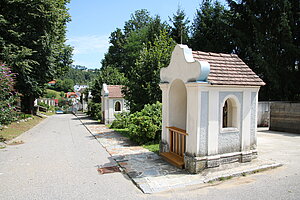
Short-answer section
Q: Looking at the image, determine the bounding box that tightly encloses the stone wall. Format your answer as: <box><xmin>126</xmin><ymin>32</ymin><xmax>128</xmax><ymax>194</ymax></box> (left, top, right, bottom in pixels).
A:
<box><xmin>270</xmin><ymin>102</ymin><xmax>300</xmax><ymax>134</ymax></box>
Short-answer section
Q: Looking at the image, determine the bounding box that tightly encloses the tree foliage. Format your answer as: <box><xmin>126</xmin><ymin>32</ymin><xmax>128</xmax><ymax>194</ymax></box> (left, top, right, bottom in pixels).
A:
<box><xmin>60</xmin><ymin>65</ymin><xmax>98</xmax><ymax>85</ymax></box>
<box><xmin>91</xmin><ymin>10</ymin><xmax>172</xmax><ymax>109</ymax></box>
<box><xmin>190</xmin><ymin>0</ymin><xmax>234</xmax><ymax>53</ymax></box>
<box><xmin>227</xmin><ymin>0</ymin><xmax>300</xmax><ymax>100</ymax></box>
<box><xmin>0</xmin><ymin>0</ymin><xmax>72</xmax><ymax>113</ymax></box>
<box><xmin>123</xmin><ymin>31</ymin><xmax>175</xmax><ymax>112</ymax></box>
<box><xmin>169</xmin><ymin>7</ymin><xmax>190</xmax><ymax>44</ymax></box>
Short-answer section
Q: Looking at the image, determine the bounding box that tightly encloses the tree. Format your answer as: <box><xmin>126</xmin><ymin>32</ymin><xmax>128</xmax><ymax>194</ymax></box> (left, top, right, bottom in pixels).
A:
<box><xmin>94</xmin><ymin>9</ymin><xmax>172</xmax><ymax>110</ymax></box>
<box><xmin>60</xmin><ymin>65</ymin><xmax>97</xmax><ymax>85</ymax></box>
<box><xmin>101</xmin><ymin>28</ymin><xmax>126</xmax><ymax>73</ymax></box>
<box><xmin>123</xmin><ymin>31</ymin><xmax>175</xmax><ymax>112</ymax></box>
<box><xmin>124</xmin><ymin>9</ymin><xmax>152</xmax><ymax>36</ymax></box>
<box><xmin>228</xmin><ymin>0</ymin><xmax>300</xmax><ymax>100</ymax></box>
<box><xmin>190</xmin><ymin>0</ymin><xmax>234</xmax><ymax>53</ymax></box>
<box><xmin>169</xmin><ymin>7</ymin><xmax>190</xmax><ymax>44</ymax></box>
<box><xmin>55</xmin><ymin>79</ymin><xmax>74</xmax><ymax>92</ymax></box>
<box><xmin>0</xmin><ymin>0</ymin><xmax>72</xmax><ymax>113</ymax></box>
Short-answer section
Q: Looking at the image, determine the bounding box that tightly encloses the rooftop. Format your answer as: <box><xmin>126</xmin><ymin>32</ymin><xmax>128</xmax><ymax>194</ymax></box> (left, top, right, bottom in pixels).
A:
<box><xmin>192</xmin><ymin>51</ymin><xmax>265</xmax><ymax>86</ymax></box>
<box><xmin>107</xmin><ymin>85</ymin><xmax>124</xmax><ymax>98</ymax></box>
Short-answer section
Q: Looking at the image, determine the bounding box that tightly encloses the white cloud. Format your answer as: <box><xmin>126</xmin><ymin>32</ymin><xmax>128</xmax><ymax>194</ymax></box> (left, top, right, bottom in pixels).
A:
<box><xmin>67</xmin><ymin>35</ymin><xmax>109</xmax><ymax>55</ymax></box>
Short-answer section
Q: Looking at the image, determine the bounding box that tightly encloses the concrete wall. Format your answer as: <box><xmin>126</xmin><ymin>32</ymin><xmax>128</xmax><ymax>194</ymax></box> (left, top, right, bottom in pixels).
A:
<box><xmin>270</xmin><ymin>102</ymin><xmax>300</xmax><ymax>134</ymax></box>
<box><xmin>257</xmin><ymin>102</ymin><xmax>271</xmax><ymax>127</ymax></box>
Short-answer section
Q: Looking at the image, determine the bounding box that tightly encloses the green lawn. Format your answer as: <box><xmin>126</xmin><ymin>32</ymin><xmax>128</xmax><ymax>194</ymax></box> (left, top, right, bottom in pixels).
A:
<box><xmin>45</xmin><ymin>89</ymin><xmax>62</xmax><ymax>98</ymax></box>
<box><xmin>0</xmin><ymin>116</ymin><xmax>45</xmax><ymax>142</ymax></box>
<box><xmin>142</xmin><ymin>143</ymin><xmax>160</xmax><ymax>154</ymax></box>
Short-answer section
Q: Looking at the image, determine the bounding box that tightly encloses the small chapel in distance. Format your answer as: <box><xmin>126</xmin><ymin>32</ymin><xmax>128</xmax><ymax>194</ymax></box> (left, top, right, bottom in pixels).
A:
<box><xmin>159</xmin><ymin>44</ymin><xmax>265</xmax><ymax>173</ymax></box>
<box><xmin>101</xmin><ymin>84</ymin><xmax>128</xmax><ymax>124</ymax></box>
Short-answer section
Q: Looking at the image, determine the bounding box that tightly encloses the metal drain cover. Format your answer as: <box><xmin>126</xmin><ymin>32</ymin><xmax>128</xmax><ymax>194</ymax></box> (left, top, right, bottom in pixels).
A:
<box><xmin>97</xmin><ymin>166</ymin><xmax>121</xmax><ymax>174</ymax></box>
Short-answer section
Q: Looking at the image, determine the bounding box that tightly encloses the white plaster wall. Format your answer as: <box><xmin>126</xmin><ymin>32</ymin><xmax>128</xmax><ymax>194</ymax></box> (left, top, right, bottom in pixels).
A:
<box><xmin>197</xmin><ymin>85</ymin><xmax>260</xmax><ymax>156</ymax></box>
<box><xmin>160</xmin><ymin>80</ymin><xmax>260</xmax><ymax>156</ymax></box>
<box><xmin>241</xmin><ymin>91</ymin><xmax>251</xmax><ymax>152</ymax></box>
<box><xmin>207</xmin><ymin>90</ymin><xmax>219</xmax><ymax>155</ymax></box>
<box><xmin>160</xmin><ymin>84</ymin><xmax>169</xmax><ymax>143</ymax></box>
<box><xmin>104</xmin><ymin>98</ymin><xmax>128</xmax><ymax>124</ymax></box>
<box><xmin>186</xmin><ymin>84</ymin><xmax>200</xmax><ymax>155</ymax></box>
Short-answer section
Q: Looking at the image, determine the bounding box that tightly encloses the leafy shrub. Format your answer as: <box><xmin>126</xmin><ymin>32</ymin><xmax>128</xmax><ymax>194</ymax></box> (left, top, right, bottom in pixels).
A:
<box><xmin>0</xmin><ymin>65</ymin><xmax>18</xmax><ymax>125</ymax></box>
<box><xmin>37</xmin><ymin>102</ymin><xmax>49</xmax><ymax>109</ymax></box>
<box><xmin>44</xmin><ymin>90</ymin><xmax>58</xmax><ymax>99</ymax></box>
<box><xmin>87</xmin><ymin>102</ymin><xmax>102</xmax><ymax>121</ymax></box>
<box><xmin>58</xmin><ymin>98</ymin><xmax>71</xmax><ymax>107</ymax></box>
<box><xmin>128</xmin><ymin>102</ymin><xmax>162</xmax><ymax>145</ymax></box>
<box><xmin>110</xmin><ymin>112</ymin><xmax>130</xmax><ymax>129</ymax></box>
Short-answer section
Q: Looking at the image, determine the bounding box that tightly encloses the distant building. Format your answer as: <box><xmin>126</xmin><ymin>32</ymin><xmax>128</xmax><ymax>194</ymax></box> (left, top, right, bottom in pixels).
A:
<box><xmin>74</xmin><ymin>85</ymin><xmax>88</xmax><ymax>92</ymax></box>
<box><xmin>101</xmin><ymin>84</ymin><xmax>129</xmax><ymax>124</ymax></box>
<box><xmin>66</xmin><ymin>92</ymin><xmax>80</xmax><ymax>99</ymax></box>
<box><xmin>48</xmin><ymin>80</ymin><xmax>56</xmax><ymax>86</ymax></box>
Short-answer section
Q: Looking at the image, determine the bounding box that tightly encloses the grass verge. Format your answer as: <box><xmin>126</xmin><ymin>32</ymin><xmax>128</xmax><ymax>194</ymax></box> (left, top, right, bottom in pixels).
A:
<box><xmin>0</xmin><ymin>115</ymin><xmax>45</xmax><ymax>142</ymax></box>
<box><xmin>40</xmin><ymin>111</ymin><xmax>55</xmax><ymax>116</ymax></box>
<box><xmin>142</xmin><ymin>143</ymin><xmax>160</xmax><ymax>154</ymax></box>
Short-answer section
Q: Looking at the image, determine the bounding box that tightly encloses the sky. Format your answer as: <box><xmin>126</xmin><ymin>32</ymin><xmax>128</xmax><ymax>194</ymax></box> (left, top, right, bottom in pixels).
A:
<box><xmin>66</xmin><ymin>0</ymin><xmax>224</xmax><ymax>69</ymax></box>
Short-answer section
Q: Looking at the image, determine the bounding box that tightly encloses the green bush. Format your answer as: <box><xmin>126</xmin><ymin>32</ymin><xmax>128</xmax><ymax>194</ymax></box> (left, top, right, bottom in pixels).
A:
<box><xmin>0</xmin><ymin>65</ymin><xmax>18</xmax><ymax>126</ymax></box>
<box><xmin>128</xmin><ymin>102</ymin><xmax>162</xmax><ymax>145</ymax></box>
<box><xmin>110</xmin><ymin>112</ymin><xmax>130</xmax><ymax>129</ymax></box>
<box><xmin>37</xmin><ymin>102</ymin><xmax>49</xmax><ymax>109</ymax></box>
<box><xmin>87</xmin><ymin>102</ymin><xmax>102</xmax><ymax>121</ymax></box>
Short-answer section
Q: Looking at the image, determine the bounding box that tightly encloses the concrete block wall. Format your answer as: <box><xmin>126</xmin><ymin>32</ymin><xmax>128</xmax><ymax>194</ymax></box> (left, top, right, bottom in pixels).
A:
<box><xmin>270</xmin><ymin>102</ymin><xmax>300</xmax><ymax>134</ymax></box>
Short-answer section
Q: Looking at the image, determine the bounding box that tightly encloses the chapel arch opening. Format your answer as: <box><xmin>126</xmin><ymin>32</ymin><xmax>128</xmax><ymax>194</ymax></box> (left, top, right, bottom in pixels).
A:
<box><xmin>169</xmin><ymin>79</ymin><xmax>187</xmax><ymax>130</ymax></box>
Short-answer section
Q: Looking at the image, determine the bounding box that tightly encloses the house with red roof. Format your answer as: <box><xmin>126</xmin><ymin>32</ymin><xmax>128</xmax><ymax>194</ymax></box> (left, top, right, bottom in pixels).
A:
<box><xmin>47</xmin><ymin>80</ymin><xmax>56</xmax><ymax>86</ymax></box>
<box><xmin>101</xmin><ymin>84</ymin><xmax>128</xmax><ymax>124</ymax></box>
<box><xmin>159</xmin><ymin>44</ymin><xmax>265</xmax><ymax>173</ymax></box>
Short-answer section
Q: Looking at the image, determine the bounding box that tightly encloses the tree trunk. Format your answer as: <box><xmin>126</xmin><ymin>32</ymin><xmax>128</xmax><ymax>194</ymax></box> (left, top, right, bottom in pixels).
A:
<box><xmin>21</xmin><ymin>95</ymin><xmax>35</xmax><ymax>114</ymax></box>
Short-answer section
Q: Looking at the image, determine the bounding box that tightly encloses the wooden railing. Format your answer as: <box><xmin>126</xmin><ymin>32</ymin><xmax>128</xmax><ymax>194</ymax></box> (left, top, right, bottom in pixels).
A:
<box><xmin>167</xmin><ymin>126</ymin><xmax>188</xmax><ymax>157</ymax></box>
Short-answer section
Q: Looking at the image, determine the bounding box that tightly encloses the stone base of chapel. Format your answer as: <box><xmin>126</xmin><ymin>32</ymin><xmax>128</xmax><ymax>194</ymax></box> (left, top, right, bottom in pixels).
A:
<box><xmin>184</xmin><ymin>150</ymin><xmax>258</xmax><ymax>174</ymax></box>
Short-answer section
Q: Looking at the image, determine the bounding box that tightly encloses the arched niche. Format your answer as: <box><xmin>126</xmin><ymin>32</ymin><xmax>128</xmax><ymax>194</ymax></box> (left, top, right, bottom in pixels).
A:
<box><xmin>221</xmin><ymin>95</ymin><xmax>240</xmax><ymax>131</ymax></box>
<box><xmin>114</xmin><ymin>101</ymin><xmax>121</xmax><ymax>112</ymax></box>
<box><xmin>169</xmin><ymin>79</ymin><xmax>187</xmax><ymax>130</ymax></box>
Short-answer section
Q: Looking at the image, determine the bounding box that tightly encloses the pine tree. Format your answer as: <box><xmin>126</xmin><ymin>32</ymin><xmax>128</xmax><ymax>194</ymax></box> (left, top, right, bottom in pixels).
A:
<box><xmin>190</xmin><ymin>0</ymin><xmax>233</xmax><ymax>53</ymax></box>
<box><xmin>169</xmin><ymin>7</ymin><xmax>190</xmax><ymax>44</ymax></box>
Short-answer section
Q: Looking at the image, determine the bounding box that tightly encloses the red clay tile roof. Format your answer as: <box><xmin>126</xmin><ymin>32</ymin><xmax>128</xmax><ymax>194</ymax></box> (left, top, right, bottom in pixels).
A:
<box><xmin>66</xmin><ymin>92</ymin><xmax>78</xmax><ymax>98</ymax></box>
<box><xmin>192</xmin><ymin>51</ymin><xmax>265</xmax><ymax>86</ymax></box>
<box><xmin>107</xmin><ymin>85</ymin><xmax>124</xmax><ymax>98</ymax></box>
<box><xmin>48</xmin><ymin>80</ymin><xmax>56</xmax><ymax>84</ymax></box>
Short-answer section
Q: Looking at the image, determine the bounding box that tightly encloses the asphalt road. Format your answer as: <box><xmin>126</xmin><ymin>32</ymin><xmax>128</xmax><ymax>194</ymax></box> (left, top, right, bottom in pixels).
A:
<box><xmin>1</xmin><ymin>114</ymin><xmax>299</xmax><ymax>200</ymax></box>
<box><xmin>0</xmin><ymin>114</ymin><xmax>142</xmax><ymax>200</ymax></box>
